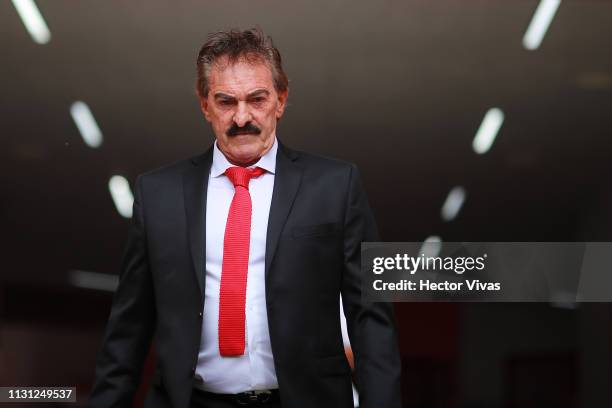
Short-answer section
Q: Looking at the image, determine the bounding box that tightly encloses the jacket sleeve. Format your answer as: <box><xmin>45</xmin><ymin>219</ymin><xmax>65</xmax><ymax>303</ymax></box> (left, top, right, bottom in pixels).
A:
<box><xmin>89</xmin><ymin>174</ymin><xmax>156</xmax><ymax>408</ymax></box>
<box><xmin>340</xmin><ymin>164</ymin><xmax>402</xmax><ymax>408</ymax></box>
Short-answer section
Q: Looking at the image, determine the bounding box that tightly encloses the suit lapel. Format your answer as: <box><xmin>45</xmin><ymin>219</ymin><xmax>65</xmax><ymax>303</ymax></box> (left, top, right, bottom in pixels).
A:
<box><xmin>265</xmin><ymin>141</ymin><xmax>303</xmax><ymax>283</ymax></box>
<box><xmin>183</xmin><ymin>145</ymin><xmax>213</xmax><ymax>303</ymax></box>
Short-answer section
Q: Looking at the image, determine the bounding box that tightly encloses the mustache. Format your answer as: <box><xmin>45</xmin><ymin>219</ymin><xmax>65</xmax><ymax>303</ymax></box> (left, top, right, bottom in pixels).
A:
<box><xmin>226</xmin><ymin>122</ymin><xmax>262</xmax><ymax>136</ymax></box>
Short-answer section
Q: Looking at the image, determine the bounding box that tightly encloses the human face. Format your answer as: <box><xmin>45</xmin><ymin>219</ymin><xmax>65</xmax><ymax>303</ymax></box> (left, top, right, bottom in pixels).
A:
<box><xmin>199</xmin><ymin>57</ymin><xmax>288</xmax><ymax>167</ymax></box>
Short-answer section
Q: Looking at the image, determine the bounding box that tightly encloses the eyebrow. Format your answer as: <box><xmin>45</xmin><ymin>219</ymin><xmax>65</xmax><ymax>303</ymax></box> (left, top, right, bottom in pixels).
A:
<box><xmin>213</xmin><ymin>89</ymin><xmax>270</xmax><ymax>100</ymax></box>
<box><xmin>213</xmin><ymin>93</ymin><xmax>236</xmax><ymax>101</ymax></box>
<box><xmin>247</xmin><ymin>89</ymin><xmax>270</xmax><ymax>98</ymax></box>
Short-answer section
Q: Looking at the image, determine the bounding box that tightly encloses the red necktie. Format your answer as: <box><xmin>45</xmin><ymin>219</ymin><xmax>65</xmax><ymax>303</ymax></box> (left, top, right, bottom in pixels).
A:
<box><xmin>218</xmin><ymin>166</ymin><xmax>266</xmax><ymax>356</ymax></box>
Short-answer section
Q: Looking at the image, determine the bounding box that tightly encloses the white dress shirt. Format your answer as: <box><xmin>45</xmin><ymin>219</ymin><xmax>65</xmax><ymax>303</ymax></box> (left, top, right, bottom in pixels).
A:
<box><xmin>196</xmin><ymin>137</ymin><xmax>279</xmax><ymax>393</ymax></box>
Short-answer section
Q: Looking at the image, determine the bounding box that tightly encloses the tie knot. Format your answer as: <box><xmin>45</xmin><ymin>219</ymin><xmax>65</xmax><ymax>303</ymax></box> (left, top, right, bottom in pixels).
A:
<box><xmin>225</xmin><ymin>166</ymin><xmax>266</xmax><ymax>189</ymax></box>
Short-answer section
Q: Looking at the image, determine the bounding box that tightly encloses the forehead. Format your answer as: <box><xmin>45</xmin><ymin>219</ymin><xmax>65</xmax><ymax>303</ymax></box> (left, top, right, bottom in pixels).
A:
<box><xmin>208</xmin><ymin>57</ymin><xmax>275</xmax><ymax>94</ymax></box>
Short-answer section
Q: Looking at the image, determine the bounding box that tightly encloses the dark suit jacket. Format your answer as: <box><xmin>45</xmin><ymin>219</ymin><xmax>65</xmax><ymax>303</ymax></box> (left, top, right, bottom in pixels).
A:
<box><xmin>90</xmin><ymin>140</ymin><xmax>401</xmax><ymax>408</ymax></box>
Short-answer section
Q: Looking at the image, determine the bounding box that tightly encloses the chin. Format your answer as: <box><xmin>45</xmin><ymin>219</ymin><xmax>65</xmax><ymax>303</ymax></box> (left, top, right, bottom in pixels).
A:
<box><xmin>219</xmin><ymin>136</ymin><xmax>271</xmax><ymax>165</ymax></box>
<box><xmin>228</xmin><ymin>146</ymin><xmax>262</xmax><ymax>166</ymax></box>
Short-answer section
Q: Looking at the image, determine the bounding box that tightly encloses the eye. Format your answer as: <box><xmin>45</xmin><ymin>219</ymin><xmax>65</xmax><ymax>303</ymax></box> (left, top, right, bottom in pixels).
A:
<box><xmin>250</xmin><ymin>96</ymin><xmax>266</xmax><ymax>104</ymax></box>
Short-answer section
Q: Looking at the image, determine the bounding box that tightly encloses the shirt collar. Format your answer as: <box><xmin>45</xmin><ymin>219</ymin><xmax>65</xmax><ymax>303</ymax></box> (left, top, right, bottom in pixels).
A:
<box><xmin>211</xmin><ymin>136</ymin><xmax>278</xmax><ymax>178</ymax></box>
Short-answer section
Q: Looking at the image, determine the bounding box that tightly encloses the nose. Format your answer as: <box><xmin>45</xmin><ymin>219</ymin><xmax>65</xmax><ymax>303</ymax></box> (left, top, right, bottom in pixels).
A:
<box><xmin>233</xmin><ymin>101</ymin><xmax>252</xmax><ymax>128</ymax></box>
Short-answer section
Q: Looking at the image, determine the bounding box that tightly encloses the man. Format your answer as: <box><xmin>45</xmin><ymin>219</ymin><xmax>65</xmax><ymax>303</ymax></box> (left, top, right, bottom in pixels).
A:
<box><xmin>90</xmin><ymin>27</ymin><xmax>401</xmax><ymax>408</ymax></box>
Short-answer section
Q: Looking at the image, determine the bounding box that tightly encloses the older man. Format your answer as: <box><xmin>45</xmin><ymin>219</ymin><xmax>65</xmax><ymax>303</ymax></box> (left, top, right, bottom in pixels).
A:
<box><xmin>90</xmin><ymin>27</ymin><xmax>401</xmax><ymax>408</ymax></box>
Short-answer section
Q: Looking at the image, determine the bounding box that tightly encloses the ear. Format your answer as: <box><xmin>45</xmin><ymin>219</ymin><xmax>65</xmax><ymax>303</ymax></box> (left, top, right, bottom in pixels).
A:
<box><xmin>275</xmin><ymin>88</ymin><xmax>289</xmax><ymax>119</ymax></box>
<box><xmin>199</xmin><ymin>96</ymin><xmax>212</xmax><ymax>122</ymax></box>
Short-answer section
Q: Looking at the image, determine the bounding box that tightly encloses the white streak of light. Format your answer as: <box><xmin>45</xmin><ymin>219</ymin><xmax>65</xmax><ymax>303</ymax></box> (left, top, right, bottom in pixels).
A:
<box><xmin>420</xmin><ymin>235</ymin><xmax>442</xmax><ymax>258</ymax></box>
<box><xmin>108</xmin><ymin>175</ymin><xmax>134</xmax><ymax>218</ymax></box>
<box><xmin>11</xmin><ymin>0</ymin><xmax>51</xmax><ymax>44</ymax></box>
<box><xmin>441</xmin><ymin>187</ymin><xmax>466</xmax><ymax>222</ymax></box>
<box><xmin>69</xmin><ymin>270</ymin><xmax>118</xmax><ymax>292</ymax></box>
<box><xmin>472</xmin><ymin>108</ymin><xmax>504</xmax><ymax>154</ymax></box>
<box><xmin>522</xmin><ymin>0</ymin><xmax>561</xmax><ymax>50</ymax></box>
<box><xmin>70</xmin><ymin>101</ymin><xmax>103</xmax><ymax>148</ymax></box>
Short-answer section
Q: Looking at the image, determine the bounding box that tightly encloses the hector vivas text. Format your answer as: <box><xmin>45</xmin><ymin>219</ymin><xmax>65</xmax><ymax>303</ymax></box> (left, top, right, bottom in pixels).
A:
<box><xmin>371</xmin><ymin>253</ymin><xmax>501</xmax><ymax>292</ymax></box>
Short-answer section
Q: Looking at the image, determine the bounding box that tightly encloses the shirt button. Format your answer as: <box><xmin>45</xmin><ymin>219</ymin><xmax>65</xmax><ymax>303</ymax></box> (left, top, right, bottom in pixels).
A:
<box><xmin>198</xmin><ymin>311</ymin><xmax>203</xmax><ymax>317</ymax></box>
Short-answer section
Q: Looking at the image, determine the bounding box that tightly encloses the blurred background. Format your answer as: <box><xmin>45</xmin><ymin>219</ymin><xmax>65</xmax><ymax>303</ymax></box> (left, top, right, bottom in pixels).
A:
<box><xmin>1</xmin><ymin>0</ymin><xmax>611</xmax><ymax>406</ymax></box>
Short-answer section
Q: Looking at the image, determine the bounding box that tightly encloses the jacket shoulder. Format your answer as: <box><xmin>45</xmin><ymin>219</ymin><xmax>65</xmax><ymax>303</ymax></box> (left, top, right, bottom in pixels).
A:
<box><xmin>136</xmin><ymin>150</ymin><xmax>208</xmax><ymax>184</ymax></box>
<box><xmin>290</xmin><ymin>148</ymin><xmax>357</xmax><ymax>174</ymax></box>
<box><xmin>142</xmin><ymin>155</ymin><xmax>200</xmax><ymax>178</ymax></box>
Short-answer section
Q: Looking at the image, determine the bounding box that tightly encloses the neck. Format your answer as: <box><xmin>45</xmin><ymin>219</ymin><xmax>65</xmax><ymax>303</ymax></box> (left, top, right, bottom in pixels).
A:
<box><xmin>227</xmin><ymin>157</ymin><xmax>259</xmax><ymax>167</ymax></box>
